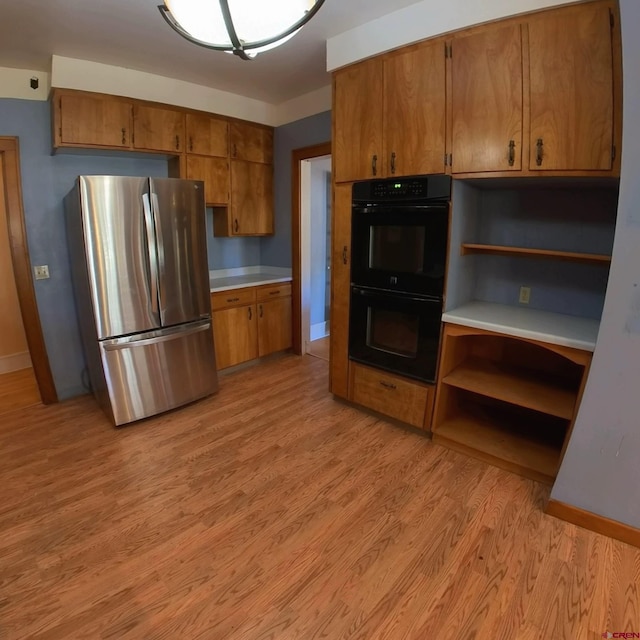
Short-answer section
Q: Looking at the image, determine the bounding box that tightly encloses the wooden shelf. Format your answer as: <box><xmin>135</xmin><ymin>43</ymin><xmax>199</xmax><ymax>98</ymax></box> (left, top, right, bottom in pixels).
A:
<box><xmin>433</xmin><ymin>409</ymin><xmax>562</xmax><ymax>484</ymax></box>
<box><xmin>443</xmin><ymin>358</ymin><xmax>577</xmax><ymax>420</ymax></box>
<box><xmin>460</xmin><ymin>243</ymin><xmax>612</xmax><ymax>265</ymax></box>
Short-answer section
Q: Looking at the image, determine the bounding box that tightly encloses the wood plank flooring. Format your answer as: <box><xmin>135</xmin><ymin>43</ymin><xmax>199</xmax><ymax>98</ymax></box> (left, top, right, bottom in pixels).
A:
<box><xmin>307</xmin><ymin>336</ymin><xmax>330</xmax><ymax>361</ymax></box>
<box><xmin>0</xmin><ymin>354</ymin><xmax>638</xmax><ymax>639</ymax></box>
<box><xmin>0</xmin><ymin>366</ymin><xmax>40</xmax><ymax>416</ymax></box>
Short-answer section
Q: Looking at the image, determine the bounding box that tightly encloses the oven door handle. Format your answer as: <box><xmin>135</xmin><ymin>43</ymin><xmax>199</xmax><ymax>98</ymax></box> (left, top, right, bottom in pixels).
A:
<box><xmin>351</xmin><ymin>286</ymin><xmax>441</xmax><ymax>305</ymax></box>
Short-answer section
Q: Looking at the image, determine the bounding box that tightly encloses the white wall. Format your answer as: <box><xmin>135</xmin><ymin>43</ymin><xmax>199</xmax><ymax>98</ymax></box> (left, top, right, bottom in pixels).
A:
<box><xmin>0</xmin><ymin>68</ymin><xmax>50</xmax><ymax>101</ymax></box>
<box><xmin>550</xmin><ymin>0</ymin><xmax>640</xmax><ymax>528</ymax></box>
<box><xmin>326</xmin><ymin>0</ymin><xmax>582</xmax><ymax>70</ymax></box>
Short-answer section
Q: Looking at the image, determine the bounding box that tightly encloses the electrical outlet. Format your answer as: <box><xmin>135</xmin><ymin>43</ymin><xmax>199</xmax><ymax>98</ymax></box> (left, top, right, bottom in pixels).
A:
<box><xmin>34</xmin><ymin>265</ymin><xmax>50</xmax><ymax>280</ymax></box>
<box><xmin>519</xmin><ymin>286</ymin><xmax>531</xmax><ymax>305</ymax></box>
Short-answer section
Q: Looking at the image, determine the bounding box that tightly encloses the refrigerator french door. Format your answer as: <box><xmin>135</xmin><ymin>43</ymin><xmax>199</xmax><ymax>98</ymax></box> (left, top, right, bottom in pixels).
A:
<box><xmin>67</xmin><ymin>176</ymin><xmax>218</xmax><ymax>425</ymax></box>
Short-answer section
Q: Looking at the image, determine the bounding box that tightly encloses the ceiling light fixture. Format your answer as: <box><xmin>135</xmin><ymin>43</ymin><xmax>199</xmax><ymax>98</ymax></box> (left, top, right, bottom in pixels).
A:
<box><xmin>158</xmin><ymin>0</ymin><xmax>326</xmax><ymax>60</ymax></box>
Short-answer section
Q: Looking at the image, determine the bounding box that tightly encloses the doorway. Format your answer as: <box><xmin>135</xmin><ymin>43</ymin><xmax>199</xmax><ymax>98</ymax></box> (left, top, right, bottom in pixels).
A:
<box><xmin>0</xmin><ymin>137</ymin><xmax>57</xmax><ymax>413</ymax></box>
<box><xmin>291</xmin><ymin>141</ymin><xmax>331</xmax><ymax>358</ymax></box>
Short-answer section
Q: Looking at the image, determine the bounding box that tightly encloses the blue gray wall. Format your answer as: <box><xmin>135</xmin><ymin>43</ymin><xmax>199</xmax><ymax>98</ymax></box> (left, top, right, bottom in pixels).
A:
<box><xmin>551</xmin><ymin>0</ymin><xmax>640</xmax><ymax>528</ymax></box>
<box><xmin>206</xmin><ymin>209</ymin><xmax>261</xmax><ymax>269</ymax></box>
<box><xmin>261</xmin><ymin>110</ymin><xmax>332</xmax><ymax>267</ymax></box>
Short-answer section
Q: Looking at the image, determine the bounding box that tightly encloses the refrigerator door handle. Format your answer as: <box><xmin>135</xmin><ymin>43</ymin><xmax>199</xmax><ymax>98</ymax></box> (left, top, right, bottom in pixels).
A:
<box><xmin>150</xmin><ymin>193</ymin><xmax>167</xmax><ymax>316</ymax></box>
<box><xmin>142</xmin><ymin>193</ymin><xmax>160</xmax><ymax>316</ymax></box>
<box><xmin>102</xmin><ymin>320</ymin><xmax>211</xmax><ymax>351</ymax></box>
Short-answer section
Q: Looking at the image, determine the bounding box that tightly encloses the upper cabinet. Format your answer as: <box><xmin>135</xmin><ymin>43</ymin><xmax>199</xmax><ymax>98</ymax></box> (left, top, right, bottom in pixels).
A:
<box><xmin>230</xmin><ymin>121</ymin><xmax>273</xmax><ymax>164</ymax></box>
<box><xmin>331</xmin><ymin>0</ymin><xmax>620</xmax><ymax>180</ymax></box>
<box><xmin>528</xmin><ymin>2</ymin><xmax>615</xmax><ymax>171</ymax></box>
<box><xmin>54</xmin><ymin>91</ymin><xmax>132</xmax><ymax>149</ymax></box>
<box><xmin>334</xmin><ymin>40</ymin><xmax>446</xmax><ymax>183</ymax></box>
<box><xmin>450</xmin><ymin>24</ymin><xmax>523</xmax><ymax>174</ymax></box>
<box><xmin>186</xmin><ymin>113</ymin><xmax>228</xmax><ymax>157</ymax></box>
<box><xmin>133</xmin><ymin>104</ymin><xmax>185</xmax><ymax>153</ymax></box>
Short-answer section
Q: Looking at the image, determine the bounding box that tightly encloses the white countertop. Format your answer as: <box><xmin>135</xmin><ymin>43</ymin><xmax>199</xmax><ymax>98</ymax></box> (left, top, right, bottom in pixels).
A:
<box><xmin>442</xmin><ymin>301</ymin><xmax>601</xmax><ymax>352</ymax></box>
<box><xmin>209</xmin><ymin>266</ymin><xmax>292</xmax><ymax>293</ymax></box>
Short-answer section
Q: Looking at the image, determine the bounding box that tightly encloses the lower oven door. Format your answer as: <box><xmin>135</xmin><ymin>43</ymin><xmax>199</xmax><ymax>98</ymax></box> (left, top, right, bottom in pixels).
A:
<box><xmin>349</xmin><ymin>286</ymin><xmax>443</xmax><ymax>383</ymax></box>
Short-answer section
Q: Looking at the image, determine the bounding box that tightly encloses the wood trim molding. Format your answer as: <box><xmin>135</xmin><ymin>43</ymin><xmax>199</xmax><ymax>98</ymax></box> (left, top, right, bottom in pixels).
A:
<box><xmin>546</xmin><ymin>499</ymin><xmax>640</xmax><ymax>549</ymax></box>
<box><xmin>0</xmin><ymin>137</ymin><xmax>58</xmax><ymax>403</ymax></box>
<box><xmin>291</xmin><ymin>141</ymin><xmax>331</xmax><ymax>355</ymax></box>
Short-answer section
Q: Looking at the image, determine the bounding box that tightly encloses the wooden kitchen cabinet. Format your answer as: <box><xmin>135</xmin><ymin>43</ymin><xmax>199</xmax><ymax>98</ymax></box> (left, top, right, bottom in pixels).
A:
<box><xmin>528</xmin><ymin>1</ymin><xmax>615</xmax><ymax>171</ymax></box>
<box><xmin>333</xmin><ymin>40</ymin><xmax>446</xmax><ymax>183</ymax></box>
<box><xmin>53</xmin><ymin>90</ymin><xmax>132</xmax><ymax>149</ymax></box>
<box><xmin>450</xmin><ymin>23</ymin><xmax>523</xmax><ymax>174</ymax></box>
<box><xmin>185</xmin><ymin>155</ymin><xmax>229</xmax><ymax>205</ymax></box>
<box><xmin>230</xmin><ymin>121</ymin><xmax>273</xmax><ymax>164</ymax></box>
<box><xmin>214</xmin><ymin>160</ymin><xmax>273</xmax><ymax>236</ymax></box>
<box><xmin>211</xmin><ymin>282</ymin><xmax>292</xmax><ymax>370</ymax></box>
<box><xmin>186</xmin><ymin>113</ymin><xmax>228</xmax><ymax>157</ymax></box>
<box><xmin>133</xmin><ymin>104</ymin><xmax>185</xmax><ymax>153</ymax></box>
<box><xmin>329</xmin><ymin>183</ymin><xmax>352</xmax><ymax>399</ymax></box>
<box><xmin>257</xmin><ymin>284</ymin><xmax>292</xmax><ymax>357</ymax></box>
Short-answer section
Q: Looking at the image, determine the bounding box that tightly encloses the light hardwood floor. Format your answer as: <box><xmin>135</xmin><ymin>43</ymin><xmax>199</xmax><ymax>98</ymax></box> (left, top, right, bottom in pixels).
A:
<box><xmin>0</xmin><ymin>366</ymin><xmax>40</xmax><ymax>415</ymax></box>
<box><xmin>0</xmin><ymin>354</ymin><xmax>638</xmax><ymax>639</ymax></box>
<box><xmin>307</xmin><ymin>335</ymin><xmax>330</xmax><ymax>361</ymax></box>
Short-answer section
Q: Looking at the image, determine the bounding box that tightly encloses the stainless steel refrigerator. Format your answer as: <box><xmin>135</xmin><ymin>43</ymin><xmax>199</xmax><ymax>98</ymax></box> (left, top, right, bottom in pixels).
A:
<box><xmin>66</xmin><ymin>176</ymin><xmax>218</xmax><ymax>426</ymax></box>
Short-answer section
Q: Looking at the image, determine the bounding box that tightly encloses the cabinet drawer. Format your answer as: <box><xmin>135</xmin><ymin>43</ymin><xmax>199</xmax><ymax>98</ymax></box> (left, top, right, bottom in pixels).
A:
<box><xmin>256</xmin><ymin>282</ymin><xmax>292</xmax><ymax>301</ymax></box>
<box><xmin>350</xmin><ymin>363</ymin><xmax>432</xmax><ymax>428</ymax></box>
<box><xmin>211</xmin><ymin>287</ymin><xmax>256</xmax><ymax>311</ymax></box>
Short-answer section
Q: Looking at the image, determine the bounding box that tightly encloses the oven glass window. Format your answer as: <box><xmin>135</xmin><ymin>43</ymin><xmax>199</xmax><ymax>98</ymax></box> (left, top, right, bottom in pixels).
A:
<box><xmin>367</xmin><ymin>308</ymin><xmax>419</xmax><ymax>358</ymax></box>
<box><xmin>369</xmin><ymin>226</ymin><xmax>426</xmax><ymax>273</ymax></box>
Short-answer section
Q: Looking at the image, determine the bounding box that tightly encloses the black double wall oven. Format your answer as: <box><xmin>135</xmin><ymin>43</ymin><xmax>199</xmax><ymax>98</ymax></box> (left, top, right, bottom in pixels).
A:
<box><xmin>349</xmin><ymin>175</ymin><xmax>451</xmax><ymax>384</ymax></box>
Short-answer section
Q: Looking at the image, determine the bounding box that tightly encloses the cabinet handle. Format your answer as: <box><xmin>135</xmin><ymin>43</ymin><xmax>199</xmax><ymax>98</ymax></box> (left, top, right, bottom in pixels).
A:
<box><xmin>380</xmin><ymin>381</ymin><xmax>397</xmax><ymax>390</ymax></box>
<box><xmin>176</xmin><ymin>135</ymin><xmax>180</xmax><ymax>151</ymax></box>
<box><xmin>536</xmin><ymin>138</ymin><xmax>544</xmax><ymax>166</ymax></box>
<box><xmin>234</xmin><ymin>218</ymin><xmax>239</xmax><ymax>233</ymax></box>
<box><xmin>390</xmin><ymin>152</ymin><xmax>396</xmax><ymax>175</ymax></box>
<box><xmin>248</xmin><ymin>307</ymin><xmax>252</xmax><ymax>320</ymax></box>
<box><xmin>189</xmin><ymin>136</ymin><xmax>193</xmax><ymax>152</ymax></box>
<box><xmin>227</xmin><ymin>297</ymin><xmax>240</xmax><ymax>303</ymax></box>
<box><xmin>508</xmin><ymin>140</ymin><xmax>515</xmax><ymax>166</ymax></box>
<box><xmin>372</xmin><ymin>154</ymin><xmax>377</xmax><ymax>176</ymax></box>
<box><xmin>259</xmin><ymin>304</ymin><xmax>263</xmax><ymax>318</ymax></box>
<box><xmin>233</xmin><ymin>143</ymin><xmax>237</xmax><ymax>157</ymax></box>
<box><xmin>269</xmin><ymin>290</ymin><xmax>280</xmax><ymax>295</ymax></box>
<box><xmin>121</xmin><ymin>128</ymin><xmax>126</xmax><ymax>145</ymax></box>
<box><xmin>342</xmin><ymin>246</ymin><xmax>348</xmax><ymax>265</ymax></box>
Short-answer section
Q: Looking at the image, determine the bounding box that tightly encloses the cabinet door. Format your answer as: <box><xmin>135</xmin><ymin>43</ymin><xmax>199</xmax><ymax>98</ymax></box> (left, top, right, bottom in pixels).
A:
<box><xmin>212</xmin><ymin>305</ymin><xmax>258</xmax><ymax>369</ymax></box>
<box><xmin>329</xmin><ymin>183</ymin><xmax>352</xmax><ymax>399</ymax></box>
<box><xmin>451</xmin><ymin>24</ymin><xmax>523</xmax><ymax>174</ymax></box>
<box><xmin>333</xmin><ymin>59</ymin><xmax>383</xmax><ymax>183</ymax></box>
<box><xmin>57</xmin><ymin>93</ymin><xmax>132</xmax><ymax>148</ymax></box>
<box><xmin>258</xmin><ymin>297</ymin><xmax>292</xmax><ymax>357</ymax></box>
<box><xmin>186</xmin><ymin>156</ymin><xmax>229</xmax><ymax>205</ymax></box>
<box><xmin>383</xmin><ymin>40</ymin><xmax>446</xmax><ymax>177</ymax></box>
<box><xmin>230</xmin><ymin>160</ymin><xmax>273</xmax><ymax>235</ymax></box>
<box><xmin>528</xmin><ymin>2</ymin><xmax>614</xmax><ymax>171</ymax></box>
<box><xmin>230</xmin><ymin>121</ymin><xmax>273</xmax><ymax>164</ymax></box>
<box><xmin>186</xmin><ymin>113</ymin><xmax>228</xmax><ymax>157</ymax></box>
<box><xmin>133</xmin><ymin>105</ymin><xmax>185</xmax><ymax>153</ymax></box>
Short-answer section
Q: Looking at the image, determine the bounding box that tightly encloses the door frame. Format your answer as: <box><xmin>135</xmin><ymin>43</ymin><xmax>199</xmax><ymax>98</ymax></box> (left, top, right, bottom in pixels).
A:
<box><xmin>0</xmin><ymin>137</ymin><xmax>57</xmax><ymax>403</ymax></box>
<box><xmin>291</xmin><ymin>141</ymin><xmax>331</xmax><ymax>355</ymax></box>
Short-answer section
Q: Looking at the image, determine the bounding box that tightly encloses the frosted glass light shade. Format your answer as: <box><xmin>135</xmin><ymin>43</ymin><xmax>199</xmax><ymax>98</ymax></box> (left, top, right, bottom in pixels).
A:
<box><xmin>159</xmin><ymin>0</ymin><xmax>325</xmax><ymax>59</ymax></box>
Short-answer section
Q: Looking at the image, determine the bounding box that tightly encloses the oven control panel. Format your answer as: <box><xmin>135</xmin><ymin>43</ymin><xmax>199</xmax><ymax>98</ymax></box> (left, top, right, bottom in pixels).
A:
<box><xmin>352</xmin><ymin>175</ymin><xmax>451</xmax><ymax>203</ymax></box>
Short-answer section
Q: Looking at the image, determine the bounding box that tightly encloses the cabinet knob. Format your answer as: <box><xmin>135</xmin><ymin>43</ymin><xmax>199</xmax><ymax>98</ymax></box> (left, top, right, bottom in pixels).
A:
<box><xmin>342</xmin><ymin>245</ymin><xmax>348</xmax><ymax>265</ymax></box>
<box><xmin>390</xmin><ymin>152</ymin><xmax>396</xmax><ymax>175</ymax></box>
<box><xmin>121</xmin><ymin>128</ymin><xmax>126</xmax><ymax>145</ymax></box>
<box><xmin>189</xmin><ymin>136</ymin><xmax>193</xmax><ymax>152</ymax></box>
<box><xmin>259</xmin><ymin>304</ymin><xmax>263</xmax><ymax>318</ymax></box>
<box><xmin>248</xmin><ymin>306</ymin><xmax>252</xmax><ymax>320</ymax></box>
<box><xmin>234</xmin><ymin>218</ymin><xmax>239</xmax><ymax>233</ymax></box>
<box><xmin>536</xmin><ymin>138</ymin><xmax>544</xmax><ymax>166</ymax></box>
<box><xmin>508</xmin><ymin>140</ymin><xmax>516</xmax><ymax>167</ymax></box>
<box><xmin>372</xmin><ymin>154</ymin><xmax>378</xmax><ymax>176</ymax></box>
<box><xmin>175</xmin><ymin>135</ymin><xmax>180</xmax><ymax>151</ymax></box>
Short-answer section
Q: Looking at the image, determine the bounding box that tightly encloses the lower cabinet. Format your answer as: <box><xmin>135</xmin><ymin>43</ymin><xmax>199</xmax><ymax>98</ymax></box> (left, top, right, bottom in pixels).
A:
<box><xmin>431</xmin><ymin>323</ymin><xmax>592</xmax><ymax>484</ymax></box>
<box><xmin>349</xmin><ymin>362</ymin><xmax>435</xmax><ymax>429</ymax></box>
<box><xmin>211</xmin><ymin>283</ymin><xmax>292</xmax><ymax>370</ymax></box>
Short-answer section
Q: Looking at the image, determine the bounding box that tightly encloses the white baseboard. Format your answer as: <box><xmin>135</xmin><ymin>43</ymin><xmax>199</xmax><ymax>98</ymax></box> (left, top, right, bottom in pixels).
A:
<box><xmin>310</xmin><ymin>322</ymin><xmax>329</xmax><ymax>341</ymax></box>
<box><xmin>0</xmin><ymin>351</ymin><xmax>32</xmax><ymax>374</ymax></box>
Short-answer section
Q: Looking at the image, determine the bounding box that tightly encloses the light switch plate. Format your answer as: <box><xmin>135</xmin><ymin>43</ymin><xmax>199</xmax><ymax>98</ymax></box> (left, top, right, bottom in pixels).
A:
<box><xmin>519</xmin><ymin>286</ymin><xmax>531</xmax><ymax>304</ymax></box>
<box><xmin>34</xmin><ymin>265</ymin><xmax>50</xmax><ymax>280</ymax></box>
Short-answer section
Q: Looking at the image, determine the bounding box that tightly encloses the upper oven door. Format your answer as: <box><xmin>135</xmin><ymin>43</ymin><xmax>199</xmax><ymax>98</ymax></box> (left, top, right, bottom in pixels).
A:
<box><xmin>351</xmin><ymin>203</ymin><xmax>449</xmax><ymax>298</ymax></box>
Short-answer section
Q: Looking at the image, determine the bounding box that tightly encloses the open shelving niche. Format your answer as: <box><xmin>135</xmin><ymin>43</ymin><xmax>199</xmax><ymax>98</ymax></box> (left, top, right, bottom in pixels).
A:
<box><xmin>434</xmin><ymin>179</ymin><xmax>619</xmax><ymax>482</ymax></box>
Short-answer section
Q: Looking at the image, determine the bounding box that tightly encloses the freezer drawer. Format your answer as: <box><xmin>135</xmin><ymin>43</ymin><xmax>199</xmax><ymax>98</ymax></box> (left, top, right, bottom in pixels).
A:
<box><xmin>99</xmin><ymin>320</ymin><xmax>217</xmax><ymax>425</ymax></box>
